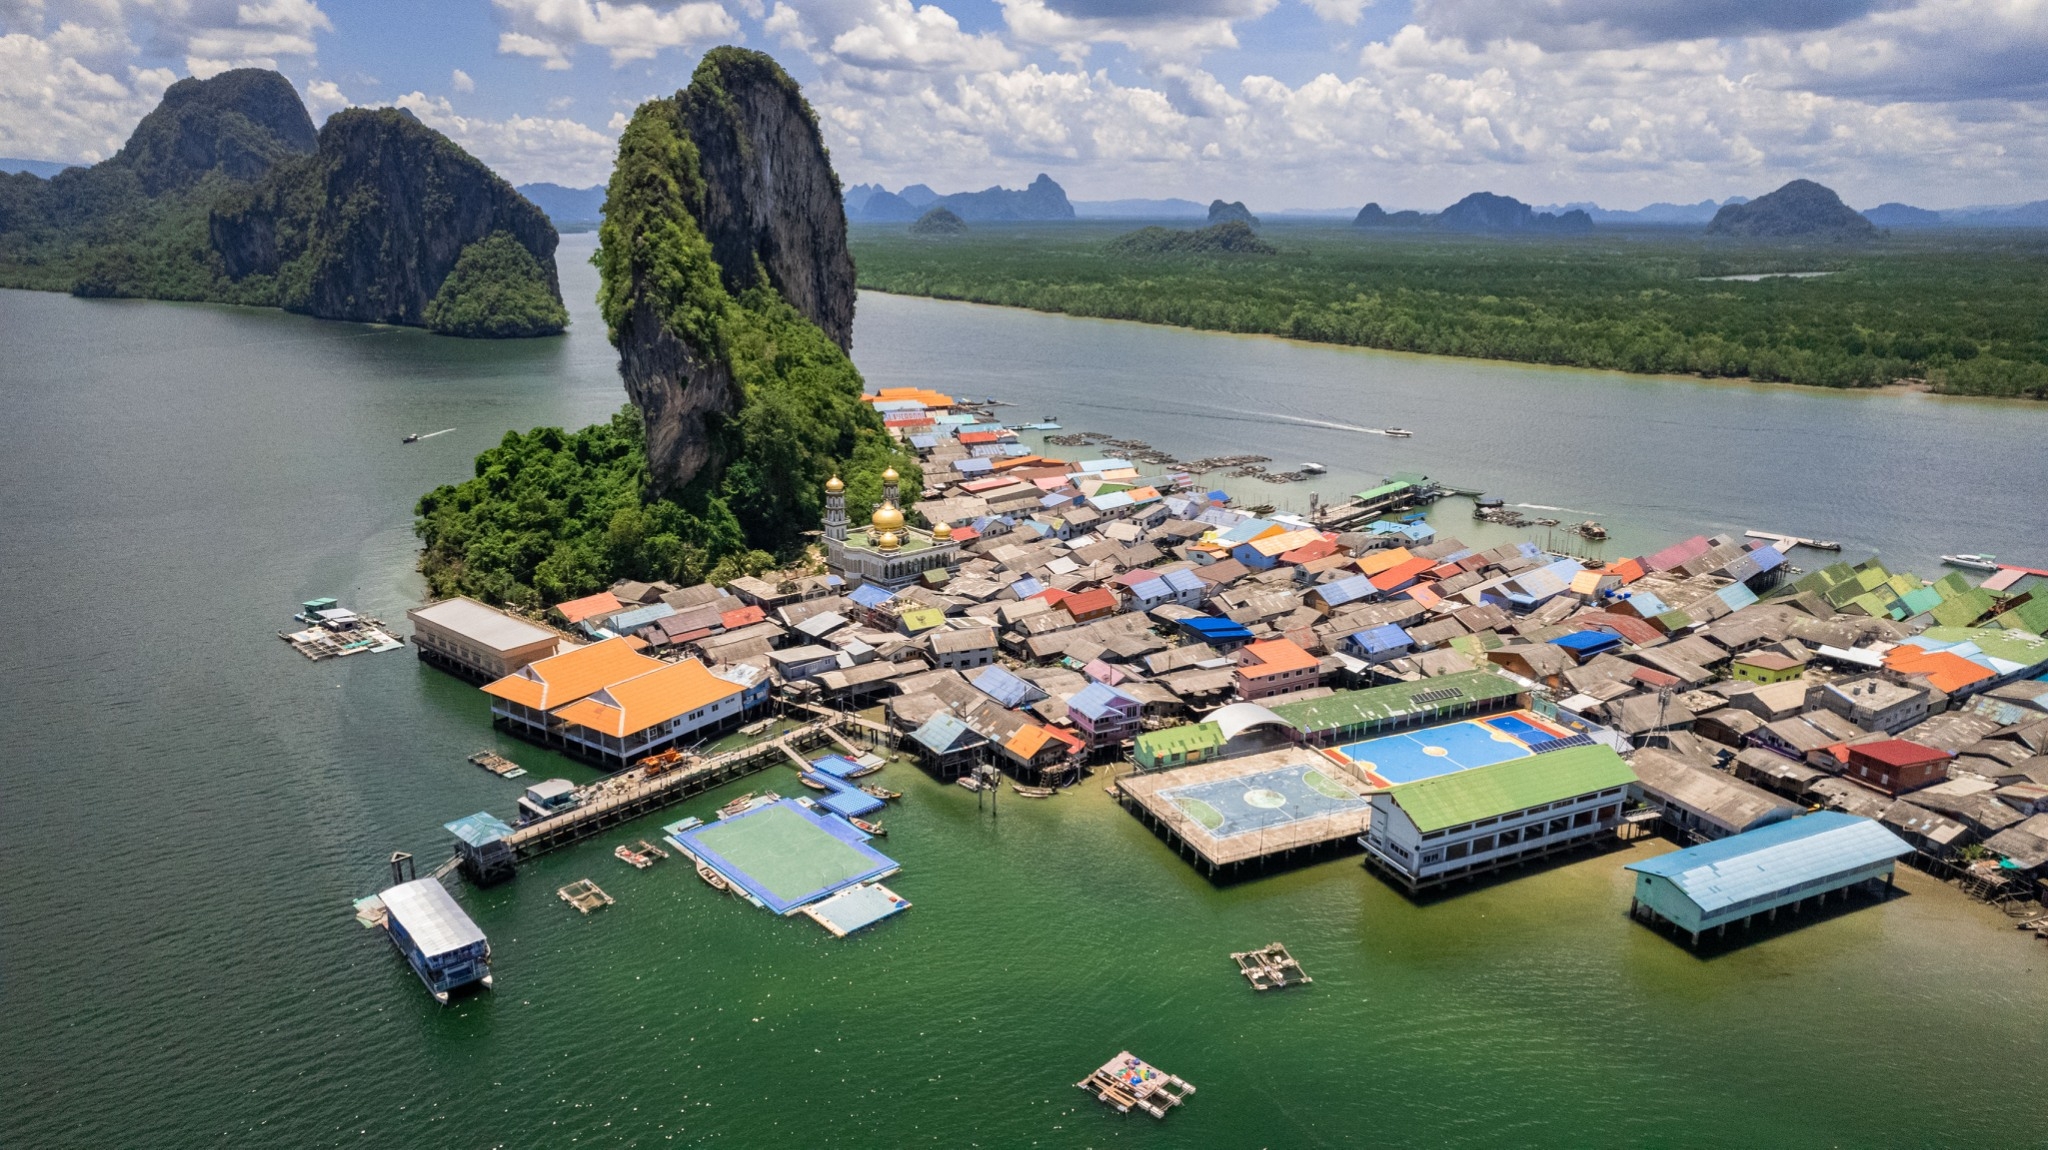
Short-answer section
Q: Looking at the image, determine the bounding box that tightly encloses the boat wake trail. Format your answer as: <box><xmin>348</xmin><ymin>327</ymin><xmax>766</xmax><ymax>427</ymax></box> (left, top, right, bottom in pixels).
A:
<box><xmin>416</xmin><ymin>428</ymin><xmax>456</xmax><ymax>440</ymax></box>
<box><xmin>1514</xmin><ymin>503</ymin><xmax>1601</xmax><ymax>515</ymax></box>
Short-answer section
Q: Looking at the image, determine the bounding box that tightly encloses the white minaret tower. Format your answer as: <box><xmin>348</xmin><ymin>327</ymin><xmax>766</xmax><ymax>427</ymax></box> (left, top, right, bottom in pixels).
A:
<box><xmin>881</xmin><ymin>466</ymin><xmax>901</xmax><ymax>510</ymax></box>
<box><xmin>823</xmin><ymin>475</ymin><xmax>847</xmax><ymax>541</ymax></box>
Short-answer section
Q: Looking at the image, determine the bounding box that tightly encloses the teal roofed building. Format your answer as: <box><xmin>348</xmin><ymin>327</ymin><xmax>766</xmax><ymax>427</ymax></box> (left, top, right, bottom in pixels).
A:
<box><xmin>1625</xmin><ymin>811</ymin><xmax>1911</xmax><ymax>947</ymax></box>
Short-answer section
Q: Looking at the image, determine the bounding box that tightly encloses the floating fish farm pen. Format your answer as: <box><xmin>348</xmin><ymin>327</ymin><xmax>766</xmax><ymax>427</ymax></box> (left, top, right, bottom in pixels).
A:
<box><xmin>377</xmin><ymin>878</ymin><xmax>492</xmax><ymax>1004</ymax></box>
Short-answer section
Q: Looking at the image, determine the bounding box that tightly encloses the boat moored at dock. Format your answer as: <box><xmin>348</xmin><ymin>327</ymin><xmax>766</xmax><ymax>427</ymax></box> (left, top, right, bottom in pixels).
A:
<box><xmin>1942</xmin><ymin>553</ymin><xmax>1999</xmax><ymax>572</ymax></box>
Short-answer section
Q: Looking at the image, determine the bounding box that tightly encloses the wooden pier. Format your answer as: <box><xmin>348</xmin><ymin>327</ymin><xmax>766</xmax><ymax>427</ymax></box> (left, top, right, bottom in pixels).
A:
<box><xmin>490</xmin><ymin>717</ymin><xmax>885</xmax><ymax>865</ymax></box>
<box><xmin>1077</xmin><ymin>1052</ymin><xmax>1195</xmax><ymax>1119</ymax></box>
<box><xmin>1231</xmin><ymin>941</ymin><xmax>1311</xmax><ymax>990</ymax></box>
<box><xmin>1745</xmin><ymin>530</ymin><xmax>1842</xmax><ymax>552</ymax></box>
<box><xmin>557</xmin><ymin>879</ymin><xmax>613</xmax><ymax>913</ymax></box>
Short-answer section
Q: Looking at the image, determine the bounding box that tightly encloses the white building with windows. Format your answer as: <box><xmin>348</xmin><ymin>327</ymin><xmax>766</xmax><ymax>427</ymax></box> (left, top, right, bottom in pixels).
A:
<box><xmin>1362</xmin><ymin>744</ymin><xmax>1638</xmax><ymax>892</ymax></box>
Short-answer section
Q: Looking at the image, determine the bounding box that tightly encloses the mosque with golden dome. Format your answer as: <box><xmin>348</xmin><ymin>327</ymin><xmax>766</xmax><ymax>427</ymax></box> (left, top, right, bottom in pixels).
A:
<box><xmin>821</xmin><ymin>466</ymin><xmax>962</xmax><ymax>588</ymax></box>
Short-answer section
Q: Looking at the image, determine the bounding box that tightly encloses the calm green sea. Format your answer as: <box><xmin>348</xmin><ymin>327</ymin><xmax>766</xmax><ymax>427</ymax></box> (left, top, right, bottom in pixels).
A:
<box><xmin>4</xmin><ymin>235</ymin><xmax>2046</xmax><ymax>1147</ymax></box>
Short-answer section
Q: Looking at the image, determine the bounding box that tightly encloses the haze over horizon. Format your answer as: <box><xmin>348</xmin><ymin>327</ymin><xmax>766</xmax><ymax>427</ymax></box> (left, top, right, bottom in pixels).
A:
<box><xmin>2</xmin><ymin>0</ymin><xmax>2042</xmax><ymax>211</ymax></box>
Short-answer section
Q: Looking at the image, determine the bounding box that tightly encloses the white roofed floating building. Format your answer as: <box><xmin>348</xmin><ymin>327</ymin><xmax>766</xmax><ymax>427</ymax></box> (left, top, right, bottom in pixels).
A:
<box><xmin>1624</xmin><ymin>812</ymin><xmax>1912</xmax><ymax>947</ymax></box>
<box><xmin>378</xmin><ymin>878</ymin><xmax>492</xmax><ymax>1003</ymax></box>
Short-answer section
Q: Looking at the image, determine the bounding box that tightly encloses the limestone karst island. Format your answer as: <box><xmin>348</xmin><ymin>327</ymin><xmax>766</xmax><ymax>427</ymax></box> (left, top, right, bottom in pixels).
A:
<box><xmin>5</xmin><ymin>7</ymin><xmax>2048</xmax><ymax>1147</ymax></box>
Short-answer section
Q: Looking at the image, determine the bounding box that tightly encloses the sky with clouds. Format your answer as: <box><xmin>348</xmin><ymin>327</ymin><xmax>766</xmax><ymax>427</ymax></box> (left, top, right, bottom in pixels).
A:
<box><xmin>3</xmin><ymin>0</ymin><xmax>2043</xmax><ymax>209</ymax></box>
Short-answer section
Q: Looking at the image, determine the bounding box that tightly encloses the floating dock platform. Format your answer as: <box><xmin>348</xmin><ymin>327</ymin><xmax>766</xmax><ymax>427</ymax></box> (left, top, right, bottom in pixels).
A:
<box><xmin>1077</xmin><ymin>1052</ymin><xmax>1195</xmax><ymax>1119</ymax></box>
<box><xmin>469</xmin><ymin>750</ymin><xmax>527</xmax><ymax>779</ymax></box>
<box><xmin>1231</xmin><ymin>941</ymin><xmax>1311</xmax><ymax>990</ymax></box>
<box><xmin>557</xmin><ymin>879</ymin><xmax>614</xmax><ymax>913</ymax></box>
<box><xmin>798</xmin><ymin>882</ymin><xmax>911</xmax><ymax>937</ymax></box>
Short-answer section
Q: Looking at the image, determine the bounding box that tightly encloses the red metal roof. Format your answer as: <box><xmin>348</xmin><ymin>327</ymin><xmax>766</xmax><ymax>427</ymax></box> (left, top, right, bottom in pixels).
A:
<box><xmin>1849</xmin><ymin>739</ymin><xmax>1951</xmax><ymax>769</ymax></box>
<box><xmin>1062</xmin><ymin>587</ymin><xmax>1119</xmax><ymax>617</ymax></box>
<box><xmin>1368</xmin><ymin>555</ymin><xmax>1436</xmax><ymax>591</ymax></box>
<box><xmin>720</xmin><ymin>605</ymin><xmax>766</xmax><ymax>629</ymax></box>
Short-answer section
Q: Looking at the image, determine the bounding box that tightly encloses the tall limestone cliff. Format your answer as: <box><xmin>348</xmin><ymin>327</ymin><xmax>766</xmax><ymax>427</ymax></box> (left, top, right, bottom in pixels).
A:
<box><xmin>212</xmin><ymin>108</ymin><xmax>564</xmax><ymax>332</ymax></box>
<box><xmin>598</xmin><ymin>45</ymin><xmax>903</xmax><ymax>535</ymax></box>
<box><xmin>114</xmin><ymin>69</ymin><xmax>318</xmax><ymax>195</ymax></box>
<box><xmin>1707</xmin><ymin>179</ymin><xmax>1875</xmax><ymax>240</ymax></box>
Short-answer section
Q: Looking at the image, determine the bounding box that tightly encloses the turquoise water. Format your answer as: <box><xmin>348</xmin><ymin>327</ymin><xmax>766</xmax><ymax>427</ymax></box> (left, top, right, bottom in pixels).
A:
<box><xmin>4</xmin><ymin>236</ymin><xmax>2047</xmax><ymax>1146</ymax></box>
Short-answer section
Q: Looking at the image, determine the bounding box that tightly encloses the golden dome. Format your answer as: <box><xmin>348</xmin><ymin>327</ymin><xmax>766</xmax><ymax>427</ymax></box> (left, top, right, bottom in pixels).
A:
<box><xmin>931</xmin><ymin>520</ymin><xmax>952</xmax><ymax>540</ymax></box>
<box><xmin>876</xmin><ymin>531</ymin><xmax>901</xmax><ymax>552</ymax></box>
<box><xmin>882</xmin><ymin>466</ymin><xmax>900</xmax><ymax>483</ymax></box>
<box><xmin>825</xmin><ymin>474</ymin><xmax>844</xmax><ymax>493</ymax></box>
<box><xmin>870</xmin><ymin>501</ymin><xmax>906</xmax><ymax>533</ymax></box>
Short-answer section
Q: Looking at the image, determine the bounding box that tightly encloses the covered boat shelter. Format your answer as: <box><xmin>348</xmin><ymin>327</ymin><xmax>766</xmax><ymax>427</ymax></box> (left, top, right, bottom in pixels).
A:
<box><xmin>1625</xmin><ymin>811</ymin><xmax>1911</xmax><ymax>947</ymax></box>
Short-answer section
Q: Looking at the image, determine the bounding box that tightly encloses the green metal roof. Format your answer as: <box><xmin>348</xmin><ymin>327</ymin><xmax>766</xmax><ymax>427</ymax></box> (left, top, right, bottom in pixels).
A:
<box><xmin>898</xmin><ymin>608</ymin><xmax>946</xmax><ymax>632</ymax></box>
<box><xmin>1994</xmin><ymin>597</ymin><xmax>2048</xmax><ymax>636</ymax></box>
<box><xmin>1389</xmin><ymin>744</ymin><xmax>1637</xmax><ymax>833</ymax></box>
<box><xmin>1921</xmin><ymin>625</ymin><xmax>2048</xmax><ymax>665</ymax></box>
<box><xmin>1353</xmin><ymin>480</ymin><xmax>1414</xmax><ymax>502</ymax></box>
<box><xmin>1930</xmin><ymin>588</ymin><xmax>1994</xmax><ymax>628</ymax></box>
<box><xmin>1267</xmin><ymin>669</ymin><xmax>1522</xmax><ymax>734</ymax></box>
<box><xmin>1135</xmin><ymin>722</ymin><xmax>1224</xmax><ymax>759</ymax></box>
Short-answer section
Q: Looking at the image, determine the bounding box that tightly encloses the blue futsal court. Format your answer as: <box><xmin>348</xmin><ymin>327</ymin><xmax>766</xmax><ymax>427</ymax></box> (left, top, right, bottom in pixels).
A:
<box><xmin>1160</xmin><ymin>762</ymin><xmax>1367</xmax><ymax>840</ymax></box>
<box><xmin>1329</xmin><ymin>710</ymin><xmax>1569</xmax><ymax>787</ymax></box>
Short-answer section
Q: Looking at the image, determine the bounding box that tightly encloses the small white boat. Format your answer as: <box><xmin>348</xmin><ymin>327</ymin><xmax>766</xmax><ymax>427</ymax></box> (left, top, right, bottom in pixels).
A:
<box><xmin>956</xmin><ymin>775</ymin><xmax>984</xmax><ymax>792</ymax></box>
<box><xmin>1942</xmin><ymin>553</ymin><xmax>1999</xmax><ymax>572</ymax></box>
<box><xmin>1300</xmin><ymin>462</ymin><xmax>1327</xmax><ymax>474</ymax></box>
<box><xmin>1382</xmin><ymin>428</ymin><xmax>1413</xmax><ymax>438</ymax></box>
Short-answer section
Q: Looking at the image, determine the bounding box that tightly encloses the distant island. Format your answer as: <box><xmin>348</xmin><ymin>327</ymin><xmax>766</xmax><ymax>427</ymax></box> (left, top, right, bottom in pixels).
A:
<box><xmin>1355</xmin><ymin>191</ymin><xmax>1591</xmax><ymax>233</ymax></box>
<box><xmin>909</xmin><ymin>206</ymin><xmax>968</xmax><ymax>236</ymax></box>
<box><xmin>1208</xmin><ymin>199</ymin><xmax>1258</xmax><ymax>228</ymax></box>
<box><xmin>1708</xmin><ymin>180</ymin><xmax>1876</xmax><ymax>240</ymax></box>
<box><xmin>417</xmin><ymin>48</ymin><xmax>916</xmax><ymax>606</ymax></box>
<box><xmin>0</xmin><ymin>69</ymin><xmax>564</xmax><ymax>337</ymax></box>
<box><xmin>845</xmin><ymin>174</ymin><xmax>1074</xmax><ymax>222</ymax></box>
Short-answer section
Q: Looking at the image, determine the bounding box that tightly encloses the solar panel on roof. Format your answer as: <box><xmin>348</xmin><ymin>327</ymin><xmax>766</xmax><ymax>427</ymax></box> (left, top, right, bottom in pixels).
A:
<box><xmin>1408</xmin><ymin>686</ymin><xmax>1464</xmax><ymax>705</ymax></box>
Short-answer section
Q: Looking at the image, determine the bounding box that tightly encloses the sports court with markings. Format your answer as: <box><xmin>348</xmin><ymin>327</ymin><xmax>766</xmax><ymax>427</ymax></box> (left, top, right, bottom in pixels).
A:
<box><xmin>1324</xmin><ymin>709</ymin><xmax>1580</xmax><ymax>788</ymax></box>
<box><xmin>1115</xmin><ymin>747</ymin><xmax>1377</xmax><ymax>872</ymax></box>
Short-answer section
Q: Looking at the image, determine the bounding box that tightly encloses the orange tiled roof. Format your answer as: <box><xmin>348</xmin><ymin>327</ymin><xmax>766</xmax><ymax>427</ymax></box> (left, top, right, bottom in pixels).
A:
<box><xmin>1356</xmin><ymin>547</ymin><xmax>1415</xmax><ymax>576</ymax></box>
<box><xmin>553</xmin><ymin>591</ymin><xmax>623</xmax><ymax>624</ymax></box>
<box><xmin>1237</xmin><ymin>638</ymin><xmax>1319</xmax><ymax>678</ymax></box>
<box><xmin>1369</xmin><ymin>556</ymin><xmax>1437</xmax><ymax>591</ymax></box>
<box><xmin>1883</xmin><ymin>645</ymin><xmax>1995</xmax><ymax>694</ymax></box>
<box><xmin>550</xmin><ymin>658</ymin><xmax>743</xmax><ymax>739</ymax></box>
<box><xmin>1005</xmin><ymin>725</ymin><xmax>1056</xmax><ymax>759</ymax></box>
<box><xmin>481</xmin><ymin>636</ymin><xmax>662</xmax><ymax>710</ymax></box>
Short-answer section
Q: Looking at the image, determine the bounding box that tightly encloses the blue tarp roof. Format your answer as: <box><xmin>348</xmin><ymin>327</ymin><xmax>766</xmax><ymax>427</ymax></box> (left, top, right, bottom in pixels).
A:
<box><xmin>1625</xmin><ymin>812</ymin><xmax>1911</xmax><ymax>914</ymax></box>
<box><xmin>849</xmin><ymin>583</ymin><xmax>896</xmax><ymax>609</ymax></box>
<box><xmin>971</xmin><ymin>664</ymin><xmax>1047</xmax><ymax>708</ymax></box>
<box><xmin>445</xmin><ymin>811</ymin><xmax>514</xmax><ymax>847</ymax></box>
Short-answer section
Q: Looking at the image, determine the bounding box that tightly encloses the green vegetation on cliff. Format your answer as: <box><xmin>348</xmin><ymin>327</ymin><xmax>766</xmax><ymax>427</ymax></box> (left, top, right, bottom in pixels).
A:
<box><xmin>1108</xmin><ymin>221</ymin><xmax>1275</xmax><ymax>256</ymax></box>
<box><xmin>851</xmin><ymin>222</ymin><xmax>2048</xmax><ymax>398</ymax></box>
<box><xmin>424</xmin><ymin>231</ymin><xmax>569</xmax><ymax>337</ymax></box>
<box><xmin>416</xmin><ymin>48</ymin><xmax>913</xmax><ymax>607</ymax></box>
<box><xmin>0</xmin><ymin>71</ymin><xmax>564</xmax><ymax>336</ymax></box>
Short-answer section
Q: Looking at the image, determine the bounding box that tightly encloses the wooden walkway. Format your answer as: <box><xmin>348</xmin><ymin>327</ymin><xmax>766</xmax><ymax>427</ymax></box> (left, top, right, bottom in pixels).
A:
<box><xmin>498</xmin><ymin>717</ymin><xmax>884</xmax><ymax>861</ymax></box>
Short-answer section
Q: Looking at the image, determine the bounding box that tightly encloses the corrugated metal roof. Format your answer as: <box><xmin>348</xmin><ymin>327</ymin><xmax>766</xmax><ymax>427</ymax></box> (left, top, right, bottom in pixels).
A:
<box><xmin>1391</xmin><ymin>745</ymin><xmax>1635</xmax><ymax>832</ymax></box>
<box><xmin>1625</xmin><ymin>812</ymin><xmax>1910</xmax><ymax>914</ymax></box>
<box><xmin>444</xmin><ymin>811</ymin><xmax>514</xmax><ymax>847</ymax></box>
<box><xmin>1069</xmin><ymin>681</ymin><xmax>1139</xmax><ymax>721</ymax></box>
<box><xmin>380</xmin><ymin>878</ymin><xmax>486</xmax><ymax>957</ymax></box>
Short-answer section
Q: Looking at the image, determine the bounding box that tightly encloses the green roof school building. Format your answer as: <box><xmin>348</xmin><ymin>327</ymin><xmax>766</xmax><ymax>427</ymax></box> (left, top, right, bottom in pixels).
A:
<box><xmin>1624</xmin><ymin>811</ymin><xmax>1911</xmax><ymax>947</ymax></box>
<box><xmin>1266</xmin><ymin>669</ymin><xmax>1528</xmax><ymax>747</ymax></box>
<box><xmin>1361</xmin><ymin>744</ymin><xmax>1637</xmax><ymax>892</ymax></box>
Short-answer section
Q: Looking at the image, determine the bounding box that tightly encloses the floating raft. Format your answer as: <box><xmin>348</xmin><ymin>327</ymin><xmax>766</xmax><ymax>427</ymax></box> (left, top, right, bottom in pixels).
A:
<box><xmin>468</xmin><ymin>750</ymin><xmax>527</xmax><ymax>779</ymax></box>
<box><xmin>1231</xmin><ymin>941</ymin><xmax>1311</xmax><ymax>991</ymax></box>
<box><xmin>614</xmin><ymin>839</ymin><xmax>668</xmax><ymax>869</ymax></box>
<box><xmin>1077</xmin><ymin>1051</ymin><xmax>1194</xmax><ymax>1119</ymax></box>
<box><xmin>798</xmin><ymin>882</ymin><xmax>911</xmax><ymax>938</ymax></box>
<box><xmin>557</xmin><ymin>879</ymin><xmax>614</xmax><ymax>913</ymax></box>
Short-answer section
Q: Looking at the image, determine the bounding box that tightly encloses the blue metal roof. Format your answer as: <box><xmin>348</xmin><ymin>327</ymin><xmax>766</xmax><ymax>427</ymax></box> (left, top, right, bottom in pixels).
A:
<box><xmin>971</xmin><ymin>665</ymin><xmax>1046</xmax><ymax>708</ymax></box>
<box><xmin>908</xmin><ymin>434</ymin><xmax>938</xmax><ymax>450</ymax></box>
<box><xmin>1316</xmin><ymin>573</ymin><xmax>1377</xmax><ymax>608</ymax></box>
<box><xmin>1068</xmin><ymin>681</ymin><xmax>1138</xmax><ymax>721</ymax></box>
<box><xmin>609</xmin><ymin>602</ymin><xmax>676</xmax><ymax>631</ymax></box>
<box><xmin>849</xmin><ymin>583</ymin><xmax>895</xmax><ymax>609</ymax></box>
<box><xmin>1625</xmin><ymin>812</ymin><xmax>1911</xmax><ymax>914</ymax></box>
<box><xmin>445</xmin><ymin>811</ymin><xmax>514</xmax><ymax>847</ymax></box>
<box><xmin>1162</xmin><ymin>569</ymin><xmax>1205</xmax><ymax>593</ymax></box>
<box><xmin>1010</xmin><ymin>576</ymin><xmax>1045</xmax><ymax>598</ymax></box>
<box><xmin>911</xmin><ymin>712</ymin><xmax>980</xmax><ymax>753</ymax></box>
<box><xmin>1179</xmin><ymin>616</ymin><xmax>1255</xmax><ymax>641</ymax></box>
<box><xmin>954</xmin><ymin>458</ymin><xmax>993</xmax><ymax>474</ymax></box>
<box><xmin>1077</xmin><ymin>458</ymin><xmax>1133</xmax><ymax>472</ymax></box>
<box><xmin>1128</xmin><ymin>576</ymin><xmax>1172</xmax><ymax>600</ymax></box>
<box><xmin>1350</xmin><ymin>623</ymin><xmax>1412</xmax><ymax>653</ymax></box>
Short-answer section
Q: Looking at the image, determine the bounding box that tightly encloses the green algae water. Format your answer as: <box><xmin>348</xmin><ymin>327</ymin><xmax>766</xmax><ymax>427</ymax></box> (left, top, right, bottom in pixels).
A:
<box><xmin>5</xmin><ymin>236</ymin><xmax>2048</xmax><ymax>1147</ymax></box>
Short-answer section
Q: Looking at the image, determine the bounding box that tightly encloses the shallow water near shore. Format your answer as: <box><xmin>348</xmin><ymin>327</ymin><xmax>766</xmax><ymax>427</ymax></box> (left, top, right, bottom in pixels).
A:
<box><xmin>3</xmin><ymin>234</ymin><xmax>2047</xmax><ymax>1147</ymax></box>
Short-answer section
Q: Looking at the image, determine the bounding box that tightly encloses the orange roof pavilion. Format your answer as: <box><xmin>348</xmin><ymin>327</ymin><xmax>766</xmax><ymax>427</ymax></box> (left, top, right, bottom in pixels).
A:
<box><xmin>552</xmin><ymin>590</ymin><xmax>623</xmax><ymax>625</ymax></box>
<box><xmin>865</xmin><ymin>386</ymin><xmax>954</xmax><ymax>408</ymax></box>
<box><xmin>549</xmin><ymin>658</ymin><xmax>743</xmax><ymax>739</ymax></box>
<box><xmin>1236</xmin><ymin>638</ymin><xmax>1320</xmax><ymax>680</ymax></box>
<box><xmin>482</xmin><ymin>636</ymin><xmax>662</xmax><ymax>711</ymax></box>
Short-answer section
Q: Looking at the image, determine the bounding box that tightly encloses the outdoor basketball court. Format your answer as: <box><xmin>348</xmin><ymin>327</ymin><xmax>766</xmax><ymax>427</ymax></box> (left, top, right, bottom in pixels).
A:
<box><xmin>673</xmin><ymin>800</ymin><xmax>899</xmax><ymax>915</ymax></box>
<box><xmin>1326</xmin><ymin>709</ymin><xmax>1573</xmax><ymax>788</ymax></box>
<box><xmin>1117</xmin><ymin>747</ymin><xmax>1378</xmax><ymax>870</ymax></box>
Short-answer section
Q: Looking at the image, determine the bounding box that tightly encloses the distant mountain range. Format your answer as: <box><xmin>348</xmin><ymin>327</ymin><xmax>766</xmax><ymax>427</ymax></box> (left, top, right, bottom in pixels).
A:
<box><xmin>515</xmin><ymin>182</ymin><xmax>605</xmax><ymax>229</ymax></box>
<box><xmin>1356</xmin><ymin>191</ymin><xmax>1592</xmax><ymax>233</ymax></box>
<box><xmin>845</xmin><ymin>174</ymin><xmax>1074</xmax><ymax>222</ymax></box>
<box><xmin>0</xmin><ymin>157</ymin><xmax>76</xmax><ymax>178</ymax></box>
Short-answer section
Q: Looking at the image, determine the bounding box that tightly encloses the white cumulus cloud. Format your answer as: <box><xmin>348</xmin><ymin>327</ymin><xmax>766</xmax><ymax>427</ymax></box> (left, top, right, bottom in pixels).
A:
<box><xmin>491</xmin><ymin>0</ymin><xmax>739</xmax><ymax>68</ymax></box>
<box><xmin>394</xmin><ymin>90</ymin><xmax>618</xmax><ymax>185</ymax></box>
